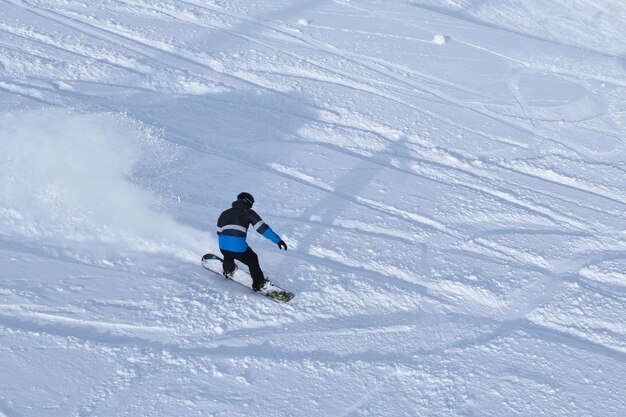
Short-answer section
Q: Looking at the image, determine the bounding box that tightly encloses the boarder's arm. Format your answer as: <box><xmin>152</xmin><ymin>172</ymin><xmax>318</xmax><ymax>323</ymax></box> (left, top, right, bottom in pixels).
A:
<box><xmin>249</xmin><ymin>210</ymin><xmax>281</xmax><ymax>244</ymax></box>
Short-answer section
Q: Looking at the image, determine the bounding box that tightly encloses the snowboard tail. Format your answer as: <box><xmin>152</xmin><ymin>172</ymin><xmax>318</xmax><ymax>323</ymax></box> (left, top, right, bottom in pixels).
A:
<box><xmin>201</xmin><ymin>253</ymin><xmax>295</xmax><ymax>303</ymax></box>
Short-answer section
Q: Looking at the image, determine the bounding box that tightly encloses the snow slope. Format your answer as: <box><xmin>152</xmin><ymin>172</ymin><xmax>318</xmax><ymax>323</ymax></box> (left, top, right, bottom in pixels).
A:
<box><xmin>1</xmin><ymin>0</ymin><xmax>625</xmax><ymax>416</ymax></box>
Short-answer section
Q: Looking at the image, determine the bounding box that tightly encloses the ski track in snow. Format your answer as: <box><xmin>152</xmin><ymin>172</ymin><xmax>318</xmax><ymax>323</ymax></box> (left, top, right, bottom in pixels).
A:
<box><xmin>1</xmin><ymin>0</ymin><xmax>625</xmax><ymax>416</ymax></box>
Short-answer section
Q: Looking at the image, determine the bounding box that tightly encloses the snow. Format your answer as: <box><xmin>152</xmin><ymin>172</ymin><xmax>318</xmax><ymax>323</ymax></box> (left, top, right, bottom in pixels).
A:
<box><xmin>433</xmin><ymin>34</ymin><xmax>447</xmax><ymax>45</ymax></box>
<box><xmin>1</xmin><ymin>1</ymin><xmax>625</xmax><ymax>416</ymax></box>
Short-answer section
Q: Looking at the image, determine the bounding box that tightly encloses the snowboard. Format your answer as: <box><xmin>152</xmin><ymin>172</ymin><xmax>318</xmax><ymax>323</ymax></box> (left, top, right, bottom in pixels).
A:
<box><xmin>201</xmin><ymin>253</ymin><xmax>295</xmax><ymax>303</ymax></box>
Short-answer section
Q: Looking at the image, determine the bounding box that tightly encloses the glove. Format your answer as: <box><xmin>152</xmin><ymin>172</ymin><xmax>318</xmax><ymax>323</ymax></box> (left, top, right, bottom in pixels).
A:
<box><xmin>277</xmin><ymin>240</ymin><xmax>288</xmax><ymax>251</ymax></box>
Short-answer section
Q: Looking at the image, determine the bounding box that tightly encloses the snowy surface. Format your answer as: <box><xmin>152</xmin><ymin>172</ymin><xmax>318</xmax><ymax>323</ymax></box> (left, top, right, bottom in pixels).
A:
<box><xmin>1</xmin><ymin>0</ymin><xmax>625</xmax><ymax>416</ymax></box>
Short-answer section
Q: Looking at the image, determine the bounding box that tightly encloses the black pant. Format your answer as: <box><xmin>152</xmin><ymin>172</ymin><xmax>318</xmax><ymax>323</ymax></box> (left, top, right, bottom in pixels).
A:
<box><xmin>220</xmin><ymin>247</ymin><xmax>265</xmax><ymax>288</ymax></box>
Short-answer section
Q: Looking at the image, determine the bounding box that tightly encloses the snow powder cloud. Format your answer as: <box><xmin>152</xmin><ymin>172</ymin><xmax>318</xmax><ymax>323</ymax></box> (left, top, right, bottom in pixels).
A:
<box><xmin>0</xmin><ymin>109</ymin><xmax>209</xmax><ymax>261</ymax></box>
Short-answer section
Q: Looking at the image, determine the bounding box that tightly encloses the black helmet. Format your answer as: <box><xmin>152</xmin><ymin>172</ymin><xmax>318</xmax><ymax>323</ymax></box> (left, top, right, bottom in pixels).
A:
<box><xmin>237</xmin><ymin>192</ymin><xmax>255</xmax><ymax>206</ymax></box>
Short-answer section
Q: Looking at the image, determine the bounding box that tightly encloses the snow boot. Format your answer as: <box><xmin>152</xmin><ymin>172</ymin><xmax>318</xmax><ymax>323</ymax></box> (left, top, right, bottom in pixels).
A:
<box><xmin>223</xmin><ymin>265</ymin><xmax>238</xmax><ymax>279</ymax></box>
<box><xmin>253</xmin><ymin>278</ymin><xmax>271</xmax><ymax>292</ymax></box>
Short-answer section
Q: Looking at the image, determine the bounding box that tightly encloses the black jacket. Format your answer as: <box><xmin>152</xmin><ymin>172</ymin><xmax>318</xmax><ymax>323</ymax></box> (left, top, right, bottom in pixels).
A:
<box><xmin>217</xmin><ymin>201</ymin><xmax>281</xmax><ymax>252</ymax></box>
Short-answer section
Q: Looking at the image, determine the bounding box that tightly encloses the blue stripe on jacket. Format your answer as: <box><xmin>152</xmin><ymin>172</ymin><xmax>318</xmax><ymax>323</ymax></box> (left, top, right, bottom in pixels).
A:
<box><xmin>261</xmin><ymin>226</ymin><xmax>281</xmax><ymax>244</ymax></box>
<box><xmin>218</xmin><ymin>235</ymin><xmax>249</xmax><ymax>252</ymax></box>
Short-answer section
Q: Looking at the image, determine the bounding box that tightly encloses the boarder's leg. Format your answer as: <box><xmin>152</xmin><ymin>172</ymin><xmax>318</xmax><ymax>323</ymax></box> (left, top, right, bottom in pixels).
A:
<box><xmin>238</xmin><ymin>247</ymin><xmax>266</xmax><ymax>290</ymax></box>
<box><xmin>219</xmin><ymin>249</ymin><xmax>237</xmax><ymax>278</ymax></box>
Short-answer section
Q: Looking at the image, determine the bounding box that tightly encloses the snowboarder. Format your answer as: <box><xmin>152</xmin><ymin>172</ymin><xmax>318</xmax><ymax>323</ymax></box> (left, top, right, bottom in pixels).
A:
<box><xmin>216</xmin><ymin>192</ymin><xmax>288</xmax><ymax>291</ymax></box>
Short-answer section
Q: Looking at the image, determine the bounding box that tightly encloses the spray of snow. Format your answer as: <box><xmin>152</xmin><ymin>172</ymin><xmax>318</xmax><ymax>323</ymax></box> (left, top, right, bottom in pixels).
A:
<box><xmin>0</xmin><ymin>109</ymin><xmax>209</xmax><ymax>262</ymax></box>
